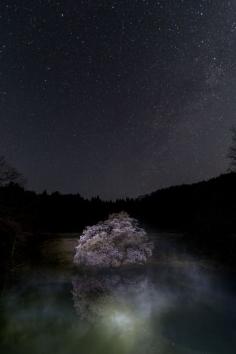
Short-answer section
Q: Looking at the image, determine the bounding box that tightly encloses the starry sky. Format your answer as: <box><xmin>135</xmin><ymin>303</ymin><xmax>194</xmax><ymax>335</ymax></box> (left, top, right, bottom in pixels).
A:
<box><xmin>0</xmin><ymin>0</ymin><xmax>236</xmax><ymax>199</ymax></box>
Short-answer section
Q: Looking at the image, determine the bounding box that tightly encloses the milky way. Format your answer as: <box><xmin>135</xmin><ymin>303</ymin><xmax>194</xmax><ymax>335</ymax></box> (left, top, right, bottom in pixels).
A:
<box><xmin>0</xmin><ymin>1</ymin><xmax>235</xmax><ymax>199</ymax></box>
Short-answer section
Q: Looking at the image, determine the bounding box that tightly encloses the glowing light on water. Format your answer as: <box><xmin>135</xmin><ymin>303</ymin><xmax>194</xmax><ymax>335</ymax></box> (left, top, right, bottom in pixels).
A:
<box><xmin>98</xmin><ymin>307</ymin><xmax>145</xmax><ymax>352</ymax></box>
<box><xmin>100</xmin><ymin>304</ymin><xmax>149</xmax><ymax>349</ymax></box>
<box><xmin>110</xmin><ymin>311</ymin><xmax>135</xmax><ymax>331</ymax></box>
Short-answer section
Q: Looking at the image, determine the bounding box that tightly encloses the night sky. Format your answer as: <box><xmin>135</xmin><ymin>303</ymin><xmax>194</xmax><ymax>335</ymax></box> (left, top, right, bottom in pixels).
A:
<box><xmin>0</xmin><ymin>1</ymin><xmax>236</xmax><ymax>199</ymax></box>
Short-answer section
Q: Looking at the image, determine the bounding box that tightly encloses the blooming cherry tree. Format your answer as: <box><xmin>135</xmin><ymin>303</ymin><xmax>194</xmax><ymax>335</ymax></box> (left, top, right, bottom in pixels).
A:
<box><xmin>74</xmin><ymin>212</ymin><xmax>153</xmax><ymax>267</ymax></box>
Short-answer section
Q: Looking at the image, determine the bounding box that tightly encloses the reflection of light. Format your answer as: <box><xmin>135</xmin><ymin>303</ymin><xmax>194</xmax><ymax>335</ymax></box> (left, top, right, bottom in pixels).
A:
<box><xmin>110</xmin><ymin>311</ymin><xmax>134</xmax><ymax>331</ymax></box>
<box><xmin>101</xmin><ymin>308</ymin><xmax>140</xmax><ymax>350</ymax></box>
<box><xmin>102</xmin><ymin>306</ymin><xmax>143</xmax><ymax>344</ymax></box>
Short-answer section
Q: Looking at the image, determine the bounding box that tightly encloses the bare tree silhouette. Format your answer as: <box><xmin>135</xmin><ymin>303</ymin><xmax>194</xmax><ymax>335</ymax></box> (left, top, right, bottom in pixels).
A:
<box><xmin>0</xmin><ymin>156</ymin><xmax>25</xmax><ymax>187</ymax></box>
<box><xmin>228</xmin><ymin>127</ymin><xmax>236</xmax><ymax>172</ymax></box>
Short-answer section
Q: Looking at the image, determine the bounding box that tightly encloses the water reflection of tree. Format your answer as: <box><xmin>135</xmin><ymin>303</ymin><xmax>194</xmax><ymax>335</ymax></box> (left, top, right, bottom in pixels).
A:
<box><xmin>72</xmin><ymin>269</ymin><xmax>157</xmax><ymax>354</ymax></box>
<box><xmin>72</xmin><ymin>269</ymin><xmax>153</xmax><ymax>323</ymax></box>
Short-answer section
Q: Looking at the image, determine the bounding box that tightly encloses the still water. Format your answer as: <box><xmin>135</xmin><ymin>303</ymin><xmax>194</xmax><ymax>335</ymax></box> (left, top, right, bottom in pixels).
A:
<box><xmin>0</xmin><ymin>235</ymin><xmax>236</xmax><ymax>354</ymax></box>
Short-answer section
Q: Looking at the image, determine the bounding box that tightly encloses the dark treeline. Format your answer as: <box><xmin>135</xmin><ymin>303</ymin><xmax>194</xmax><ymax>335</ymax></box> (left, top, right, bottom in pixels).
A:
<box><xmin>1</xmin><ymin>172</ymin><xmax>236</xmax><ymax>267</ymax></box>
<box><xmin>136</xmin><ymin>172</ymin><xmax>236</xmax><ymax>265</ymax></box>
<box><xmin>1</xmin><ymin>172</ymin><xmax>236</xmax><ymax>233</ymax></box>
<box><xmin>137</xmin><ymin>172</ymin><xmax>236</xmax><ymax>234</ymax></box>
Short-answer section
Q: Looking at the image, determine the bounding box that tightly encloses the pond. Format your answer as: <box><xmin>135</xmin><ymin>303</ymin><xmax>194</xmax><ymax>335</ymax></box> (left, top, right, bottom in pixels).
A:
<box><xmin>0</xmin><ymin>234</ymin><xmax>236</xmax><ymax>354</ymax></box>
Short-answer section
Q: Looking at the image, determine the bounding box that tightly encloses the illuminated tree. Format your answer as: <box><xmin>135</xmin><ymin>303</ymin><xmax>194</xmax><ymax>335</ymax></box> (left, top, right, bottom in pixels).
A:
<box><xmin>74</xmin><ymin>212</ymin><xmax>153</xmax><ymax>268</ymax></box>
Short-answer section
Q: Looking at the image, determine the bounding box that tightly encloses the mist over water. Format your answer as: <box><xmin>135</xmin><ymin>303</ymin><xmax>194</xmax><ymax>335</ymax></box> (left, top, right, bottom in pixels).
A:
<box><xmin>0</xmin><ymin>234</ymin><xmax>236</xmax><ymax>354</ymax></box>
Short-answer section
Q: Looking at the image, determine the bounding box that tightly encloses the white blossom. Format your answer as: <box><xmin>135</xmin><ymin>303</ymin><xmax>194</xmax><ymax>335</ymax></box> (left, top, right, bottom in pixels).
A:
<box><xmin>74</xmin><ymin>212</ymin><xmax>153</xmax><ymax>268</ymax></box>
